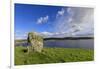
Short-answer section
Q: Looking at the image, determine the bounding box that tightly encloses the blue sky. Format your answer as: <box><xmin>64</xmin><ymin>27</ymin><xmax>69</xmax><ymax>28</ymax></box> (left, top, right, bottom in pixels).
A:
<box><xmin>15</xmin><ymin>3</ymin><xmax>94</xmax><ymax>39</ymax></box>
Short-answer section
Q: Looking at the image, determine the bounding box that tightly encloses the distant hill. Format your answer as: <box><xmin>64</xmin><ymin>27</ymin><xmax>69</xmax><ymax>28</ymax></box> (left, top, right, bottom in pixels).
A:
<box><xmin>44</xmin><ymin>37</ymin><xmax>94</xmax><ymax>40</ymax></box>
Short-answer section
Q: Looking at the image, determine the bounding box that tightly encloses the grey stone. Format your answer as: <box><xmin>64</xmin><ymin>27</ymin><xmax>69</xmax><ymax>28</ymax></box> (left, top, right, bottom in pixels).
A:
<box><xmin>27</xmin><ymin>32</ymin><xmax>43</xmax><ymax>53</ymax></box>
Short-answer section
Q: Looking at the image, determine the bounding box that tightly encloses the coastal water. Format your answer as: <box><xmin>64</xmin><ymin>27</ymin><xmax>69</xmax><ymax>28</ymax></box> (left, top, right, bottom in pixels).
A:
<box><xmin>44</xmin><ymin>39</ymin><xmax>94</xmax><ymax>49</ymax></box>
<box><xmin>15</xmin><ymin>39</ymin><xmax>94</xmax><ymax>49</ymax></box>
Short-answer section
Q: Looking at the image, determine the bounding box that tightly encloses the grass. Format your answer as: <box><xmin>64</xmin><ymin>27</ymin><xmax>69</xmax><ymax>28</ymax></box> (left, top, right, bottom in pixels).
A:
<box><xmin>15</xmin><ymin>46</ymin><xmax>94</xmax><ymax>65</ymax></box>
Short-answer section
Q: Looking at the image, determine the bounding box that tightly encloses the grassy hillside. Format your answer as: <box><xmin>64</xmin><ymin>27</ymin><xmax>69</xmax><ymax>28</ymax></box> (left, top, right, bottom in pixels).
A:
<box><xmin>15</xmin><ymin>46</ymin><xmax>94</xmax><ymax>65</ymax></box>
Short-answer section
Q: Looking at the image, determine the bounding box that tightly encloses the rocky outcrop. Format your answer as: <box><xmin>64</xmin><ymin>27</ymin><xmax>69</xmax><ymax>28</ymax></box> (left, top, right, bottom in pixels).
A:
<box><xmin>27</xmin><ymin>32</ymin><xmax>43</xmax><ymax>53</ymax></box>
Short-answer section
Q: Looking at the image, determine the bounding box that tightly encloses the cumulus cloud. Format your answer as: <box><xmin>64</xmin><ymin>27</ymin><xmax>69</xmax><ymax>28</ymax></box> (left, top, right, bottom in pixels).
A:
<box><xmin>37</xmin><ymin>15</ymin><xmax>49</xmax><ymax>24</ymax></box>
<box><xmin>40</xmin><ymin>31</ymin><xmax>72</xmax><ymax>38</ymax></box>
<box><xmin>54</xmin><ymin>7</ymin><xmax>94</xmax><ymax>37</ymax></box>
<box><xmin>15</xmin><ymin>31</ymin><xmax>28</xmax><ymax>39</ymax></box>
<box><xmin>41</xmin><ymin>31</ymin><xmax>53</xmax><ymax>35</ymax></box>
<box><xmin>40</xmin><ymin>31</ymin><xmax>54</xmax><ymax>38</ymax></box>
<box><xmin>35</xmin><ymin>7</ymin><xmax>94</xmax><ymax>38</ymax></box>
<box><xmin>56</xmin><ymin>8</ymin><xmax>65</xmax><ymax>17</ymax></box>
<box><xmin>36</xmin><ymin>7</ymin><xmax>94</xmax><ymax>38</ymax></box>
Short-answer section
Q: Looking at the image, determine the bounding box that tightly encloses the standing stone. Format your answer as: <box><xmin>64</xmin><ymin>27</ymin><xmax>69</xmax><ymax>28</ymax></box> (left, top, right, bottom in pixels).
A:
<box><xmin>27</xmin><ymin>32</ymin><xmax>43</xmax><ymax>53</ymax></box>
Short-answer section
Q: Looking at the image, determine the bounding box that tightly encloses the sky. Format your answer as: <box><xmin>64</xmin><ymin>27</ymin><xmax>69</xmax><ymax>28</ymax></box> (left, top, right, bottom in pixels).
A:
<box><xmin>15</xmin><ymin>3</ymin><xmax>94</xmax><ymax>39</ymax></box>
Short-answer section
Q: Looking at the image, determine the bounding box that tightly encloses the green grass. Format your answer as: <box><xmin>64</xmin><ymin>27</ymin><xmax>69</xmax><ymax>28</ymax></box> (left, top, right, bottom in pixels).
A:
<box><xmin>15</xmin><ymin>46</ymin><xmax>94</xmax><ymax>65</ymax></box>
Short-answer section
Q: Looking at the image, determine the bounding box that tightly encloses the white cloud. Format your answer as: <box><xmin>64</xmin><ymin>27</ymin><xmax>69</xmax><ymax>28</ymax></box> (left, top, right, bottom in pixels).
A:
<box><xmin>16</xmin><ymin>8</ymin><xmax>94</xmax><ymax>39</ymax></box>
<box><xmin>41</xmin><ymin>31</ymin><xmax>53</xmax><ymax>36</ymax></box>
<box><xmin>54</xmin><ymin>7</ymin><xmax>94</xmax><ymax>37</ymax></box>
<box><xmin>40</xmin><ymin>31</ymin><xmax>71</xmax><ymax>38</ymax></box>
<box><xmin>56</xmin><ymin>8</ymin><xmax>65</xmax><ymax>17</ymax></box>
<box><xmin>37</xmin><ymin>15</ymin><xmax>49</xmax><ymax>24</ymax></box>
<box><xmin>67</xmin><ymin>8</ymin><xmax>73</xmax><ymax>15</ymax></box>
<box><xmin>15</xmin><ymin>31</ymin><xmax>28</xmax><ymax>39</ymax></box>
<box><xmin>35</xmin><ymin>7</ymin><xmax>93</xmax><ymax>38</ymax></box>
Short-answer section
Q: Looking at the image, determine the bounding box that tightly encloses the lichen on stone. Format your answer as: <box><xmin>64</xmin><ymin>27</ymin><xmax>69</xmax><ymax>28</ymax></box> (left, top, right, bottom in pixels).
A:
<box><xmin>27</xmin><ymin>32</ymin><xmax>43</xmax><ymax>53</ymax></box>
